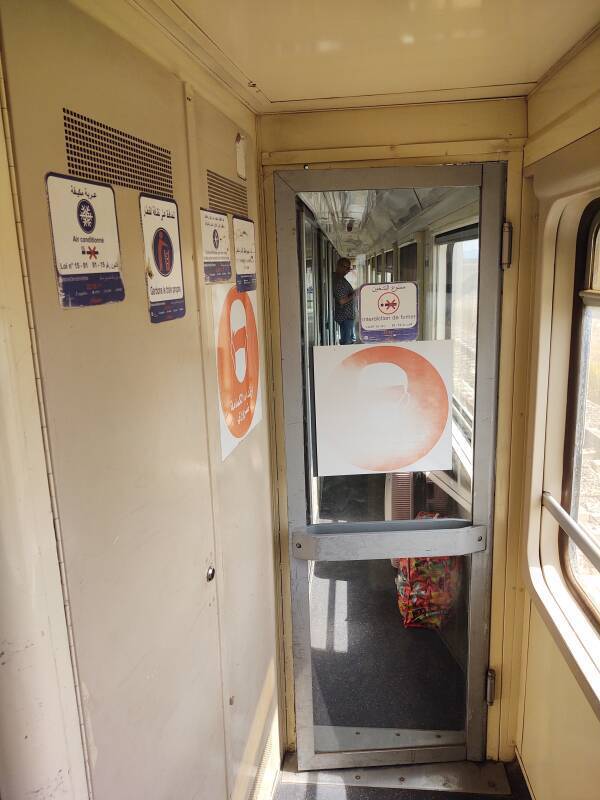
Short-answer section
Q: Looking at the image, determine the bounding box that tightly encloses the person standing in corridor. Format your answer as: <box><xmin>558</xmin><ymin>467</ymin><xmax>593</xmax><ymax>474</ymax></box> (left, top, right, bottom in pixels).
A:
<box><xmin>333</xmin><ymin>257</ymin><xmax>356</xmax><ymax>344</ymax></box>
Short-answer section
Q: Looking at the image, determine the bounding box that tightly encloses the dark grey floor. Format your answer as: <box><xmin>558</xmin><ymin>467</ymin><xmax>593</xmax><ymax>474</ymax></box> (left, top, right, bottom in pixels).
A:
<box><xmin>311</xmin><ymin>560</ymin><xmax>466</xmax><ymax>731</ymax></box>
<box><xmin>276</xmin><ymin>761</ymin><xmax>532</xmax><ymax>800</ymax></box>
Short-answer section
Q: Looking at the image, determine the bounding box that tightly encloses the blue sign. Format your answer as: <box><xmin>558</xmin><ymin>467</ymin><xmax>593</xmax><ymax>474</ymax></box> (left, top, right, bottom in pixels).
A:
<box><xmin>152</xmin><ymin>227</ymin><xmax>174</xmax><ymax>277</ymax></box>
<box><xmin>76</xmin><ymin>198</ymin><xmax>96</xmax><ymax>234</ymax></box>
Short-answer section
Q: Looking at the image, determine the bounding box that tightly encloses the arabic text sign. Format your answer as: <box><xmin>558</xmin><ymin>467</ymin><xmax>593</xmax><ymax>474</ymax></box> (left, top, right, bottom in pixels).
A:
<box><xmin>46</xmin><ymin>173</ymin><xmax>124</xmax><ymax>307</ymax></box>
<box><xmin>213</xmin><ymin>285</ymin><xmax>262</xmax><ymax>460</ymax></box>
<box><xmin>359</xmin><ymin>282</ymin><xmax>418</xmax><ymax>341</ymax></box>
<box><xmin>313</xmin><ymin>341</ymin><xmax>452</xmax><ymax>476</ymax></box>
<box><xmin>201</xmin><ymin>209</ymin><xmax>232</xmax><ymax>283</ymax></box>
<box><xmin>140</xmin><ymin>195</ymin><xmax>185</xmax><ymax>323</ymax></box>
<box><xmin>233</xmin><ymin>216</ymin><xmax>257</xmax><ymax>292</ymax></box>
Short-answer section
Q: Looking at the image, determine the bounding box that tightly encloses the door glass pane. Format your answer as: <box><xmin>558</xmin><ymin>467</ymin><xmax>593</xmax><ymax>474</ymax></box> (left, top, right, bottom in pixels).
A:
<box><xmin>298</xmin><ymin>188</ymin><xmax>480</xmax><ymax>525</ymax></box>
<box><xmin>309</xmin><ymin>558</ymin><xmax>468</xmax><ymax>752</ymax></box>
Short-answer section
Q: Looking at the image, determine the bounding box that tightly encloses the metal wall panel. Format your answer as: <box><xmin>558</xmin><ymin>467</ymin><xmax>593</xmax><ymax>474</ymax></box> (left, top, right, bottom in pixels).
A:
<box><xmin>0</xmin><ymin>1</ymin><xmax>228</xmax><ymax>797</ymax></box>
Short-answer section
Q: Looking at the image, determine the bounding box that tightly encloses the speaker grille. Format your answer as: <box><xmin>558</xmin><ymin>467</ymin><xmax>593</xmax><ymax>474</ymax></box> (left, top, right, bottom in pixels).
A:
<box><xmin>63</xmin><ymin>108</ymin><xmax>173</xmax><ymax>197</ymax></box>
<box><xmin>207</xmin><ymin>169</ymin><xmax>248</xmax><ymax>217</ymax></box>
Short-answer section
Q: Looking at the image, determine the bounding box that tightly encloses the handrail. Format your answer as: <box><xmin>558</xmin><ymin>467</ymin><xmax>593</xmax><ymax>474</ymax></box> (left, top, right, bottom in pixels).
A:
<box><xmin>542</xmin><ymin>491</ymin><xmax>600</xmax><ymax>573</ymax></box>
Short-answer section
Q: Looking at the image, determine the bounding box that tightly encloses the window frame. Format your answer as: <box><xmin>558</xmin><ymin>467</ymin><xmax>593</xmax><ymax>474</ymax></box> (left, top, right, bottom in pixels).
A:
<box><xmin>560</xmin><ymin>203</ymin><xmax>600</xmax><ymax>629</ymax></box>
<box><xmin>526</xmin><ymin>191</ymin><xmax>600</xmax><ymax>718</ymax></box>
<box><xmin>427</xmin><ymin>224</ymin><xmax>480</xmax><ymax>516</ymax></box>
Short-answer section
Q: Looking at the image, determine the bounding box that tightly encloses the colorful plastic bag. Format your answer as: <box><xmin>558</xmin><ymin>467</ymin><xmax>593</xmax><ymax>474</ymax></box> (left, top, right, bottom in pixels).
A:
<box><xmin>395</xmin><ymin>556</ymin><xmax>462</xmax><ymax>629</ymax></box>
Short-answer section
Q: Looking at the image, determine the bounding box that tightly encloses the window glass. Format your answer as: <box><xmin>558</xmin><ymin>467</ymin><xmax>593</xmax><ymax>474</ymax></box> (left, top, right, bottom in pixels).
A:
<box><xmin>569</xmin><ymin>304</ymin><xmax>600</xmax><ymax>615</ymax></box>
<box><xmin>451</xmin><ymin>240</ymin><xmax>479</xmax><ymax>425</ymax></box>
<box><xmin>428</xmin><ymin>230</ymin><xmax>479</xmax><ymax>513</ymax></box>
<box><xmin>303</xmin><ymin>218</ymin><xmax>316</xmax><ymax>346</ymax></box>
<box><xmin>399</xmin><ymin>242</ymin><xmax>418</xmax><ymax>282</ymax></box>
<box><xmin>592</xmin><ymin>226</ymin><xmax>600</xmax><ymax>289</ymax></box>
<box><xmin>297</xmin><ymin>190</ymin><xmax>480</xmax><ymax>526</ymax></box>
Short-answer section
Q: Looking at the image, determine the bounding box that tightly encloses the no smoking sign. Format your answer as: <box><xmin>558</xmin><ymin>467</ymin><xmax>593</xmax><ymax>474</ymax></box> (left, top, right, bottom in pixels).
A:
<box><xmin>359</xmin><ymin>281</ymin><xmax>418</xmax><ymax>342</ymax></box>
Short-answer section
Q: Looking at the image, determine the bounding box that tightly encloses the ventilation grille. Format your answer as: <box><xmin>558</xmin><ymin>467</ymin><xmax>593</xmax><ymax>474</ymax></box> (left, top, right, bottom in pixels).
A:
<box><xmin>389</xmin><ymin>473</ymin><xmax>414</xmax><ymax>521</ymax></box>
<box><xmin>63</xmin><ymin>108</ymin><xmax>173</xmax><ymax>197</ymax></box>
<box><xmin>207</xmin><ymin>169</ymin><xmax>248</xmax><ymax>217</ymax></box>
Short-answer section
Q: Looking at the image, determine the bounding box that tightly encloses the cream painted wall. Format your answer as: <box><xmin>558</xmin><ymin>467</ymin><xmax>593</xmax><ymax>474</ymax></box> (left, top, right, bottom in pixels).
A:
<box><xmin>0</xmin><ymin>1</ymin><xmax>277</xmax><ymax>798</ymax></box>
<box><xmin>187</xmin><ymin>93</ymin><xmax>280</xmax><ymax>800</ymax></box>
<box><xmin>525</xmin><ymin>28</ymin><xmax>600</xmax><ymax>166</ymax></box>
<box><xmin>260</xmin><ymin>98</ymin><xmax>527</xmax><ymax>164</ymax></box>
<box><xmin>516</xmin><ymin>33</ymin><xmax>600</xmax><ymax>800</ymax></box>
<box><xmin>519</xmin><ymin>608</ymin><xmax>600</xmax><ymax>800</ymax></box>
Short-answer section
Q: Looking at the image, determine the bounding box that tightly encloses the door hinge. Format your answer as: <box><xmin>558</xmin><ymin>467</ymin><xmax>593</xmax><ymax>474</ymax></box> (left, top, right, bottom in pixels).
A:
<box><xmin>501</xmin><ymin>221</ymin><xmax>513</xmax><ymax>270</ymax></box>
<box><xmin>486</xmin><ymin>668</ymin><xmax>497</xmax><ymax>706</ymax></box>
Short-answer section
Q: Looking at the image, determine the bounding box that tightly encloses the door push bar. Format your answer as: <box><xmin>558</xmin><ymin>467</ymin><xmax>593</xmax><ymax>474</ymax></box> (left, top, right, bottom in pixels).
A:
<box><xmin>292</xmin><ymin>524</ymin><xmax>487</xmax><ymax>561</ymax></box>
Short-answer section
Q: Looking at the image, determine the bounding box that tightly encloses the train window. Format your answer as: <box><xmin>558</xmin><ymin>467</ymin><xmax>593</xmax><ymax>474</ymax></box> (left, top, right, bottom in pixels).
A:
<box><xmin>563</xmin><ymin>209</ymin><xmax>600</xmax><ymax>622</ymax></box>
<box><xmin>303</xmin><ymin>216</ymin><xmax>317</xmax><ymax>346</ymax></box>
<box><xmin>430</xmin><ymin>226</ymin><xmax>479</xmax><ymax>511</ymax></box>
<box><xmin>384</xmin><ymin>249</ymin><xmax>393</xmax><ymax>282</ymax></box>
<box><xmin>398</xmin><ymin>242</ymin><xmax>417</xmax><ymax>282</ymax></box>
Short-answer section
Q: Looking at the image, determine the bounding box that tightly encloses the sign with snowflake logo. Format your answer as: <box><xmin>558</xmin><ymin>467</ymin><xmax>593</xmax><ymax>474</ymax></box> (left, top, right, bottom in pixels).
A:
<box><xmin>139</xmin><ymin>194</ymin><xmax>185</xmax><ymax>324</ymax></box>
<box><xmin>45</xmin><ymin>173</ymin><xmax>124</xmax><ymax>308</ymax></box>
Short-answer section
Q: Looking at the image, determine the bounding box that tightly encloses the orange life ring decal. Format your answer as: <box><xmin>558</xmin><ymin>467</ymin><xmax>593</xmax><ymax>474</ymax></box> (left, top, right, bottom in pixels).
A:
<box><xmin>216</xmin><ymin>287</ymin><xmax>259</xmax><ymax>439</ymax></box>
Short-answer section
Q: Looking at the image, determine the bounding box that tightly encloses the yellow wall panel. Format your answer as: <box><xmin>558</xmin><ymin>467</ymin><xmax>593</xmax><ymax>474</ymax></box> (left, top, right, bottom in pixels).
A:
<box><xmin>520</xmin><ymin>606</ymin><xmax>600</xmax><ymax>800</ymax></box>
<box><xmin>525</xmin><ymin>31</ymin><xmax>600</xmax><ymax>166</ymax></box>
<box><xmin>260</xmin><ymin>98</ymin><xmax>527</xmax><ymax>157</ymax></box>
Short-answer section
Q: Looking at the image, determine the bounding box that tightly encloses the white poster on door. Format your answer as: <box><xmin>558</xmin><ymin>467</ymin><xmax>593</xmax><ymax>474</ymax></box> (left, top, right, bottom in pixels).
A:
<box><xmin>139</xmin><ymin>194</ymin><xmax>185</xmax><ymax>323</ymax></box>
<box><xmin>213</xmin><ymin>284</ymin><xmax>262</xmax><ymax>460</ymax></box>
<box><xmin>313</xmin><ymin>341</ymin><xmax>453</xmax><ymax>476</ymax></box>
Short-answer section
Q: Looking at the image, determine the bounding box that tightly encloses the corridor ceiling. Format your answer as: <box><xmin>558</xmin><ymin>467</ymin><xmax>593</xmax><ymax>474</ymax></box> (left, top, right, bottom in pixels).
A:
<box><xmin>300</xmin><ymin>187</ymin><xmax>477</xmax><ymax>256</ymax></box>
<box><xmin>117</xmin><ymin>0</ymin><xmax>600</xmax><ymax>112</ymax></box>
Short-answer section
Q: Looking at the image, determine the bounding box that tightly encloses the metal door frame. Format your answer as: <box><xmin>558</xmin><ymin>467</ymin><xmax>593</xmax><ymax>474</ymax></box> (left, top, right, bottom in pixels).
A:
<box><xmin>274</xmin><ymin>164</ymin><xmax>505</xmax><ymax>770</ymax></box>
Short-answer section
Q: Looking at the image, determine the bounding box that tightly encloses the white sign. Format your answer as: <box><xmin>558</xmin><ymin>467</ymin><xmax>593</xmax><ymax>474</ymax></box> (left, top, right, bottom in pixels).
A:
<box><xmin>359</xmin><ymin>282</ymin><xmax>418</xmax><ymax>340</ymax></box>
<box><xmin>233</xmin><ymin>216</ymin><xmax>257</xmax><ymax>292</ymax></box>
<box><xmin>46</xmin><ymin>173</ymin><xmax>124</xmax><ymax>307</ymax></box>
<box><xmin>213</xmin><ymin>284</ymin><xmax>262</xmax><ymax>460</ymax></box>
<box><xmin>201</xmin><ymin>209</ymin><xmax>232</xmax><ymax>283</ymax></box>
<box><xmin>313</xmin><ymin>341</ymin><xmax>453</xmax><ymax>476</ymax></box>
<box><xmin>139</xmin><ymin>195</ymin><xmax>185</xmax><ymax>323</ymax></box>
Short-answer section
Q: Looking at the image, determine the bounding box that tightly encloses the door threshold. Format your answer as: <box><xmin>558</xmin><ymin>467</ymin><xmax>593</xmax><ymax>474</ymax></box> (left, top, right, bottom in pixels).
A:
<box><xmin>281</xmin><ymin>754</ymin><xmax>511</xmax><ymax>795</ymax></box>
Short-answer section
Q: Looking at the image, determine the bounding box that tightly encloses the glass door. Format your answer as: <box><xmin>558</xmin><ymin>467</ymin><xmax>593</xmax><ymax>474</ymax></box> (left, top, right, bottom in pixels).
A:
<box><xmin>275</xmin><ymin>164</ymin><xmax>504</xmax><ymax>770</ymax></box>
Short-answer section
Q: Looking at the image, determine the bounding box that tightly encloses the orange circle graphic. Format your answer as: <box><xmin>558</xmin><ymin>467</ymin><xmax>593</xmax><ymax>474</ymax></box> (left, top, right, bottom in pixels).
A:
<box><xmin>217</xmin><ymin>287</ymin><xmax>259</xmax><ymax>439</ymax></box>
<box><xmin>331</xmin><ymin>345</ymin><xmax>449</xmax><ymax>471</ymax></box>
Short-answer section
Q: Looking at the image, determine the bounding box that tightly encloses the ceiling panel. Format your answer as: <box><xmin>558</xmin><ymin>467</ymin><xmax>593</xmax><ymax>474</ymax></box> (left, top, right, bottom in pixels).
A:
<box><xmin>169</xmin><ymin>0</ymin><xmax>600</xmax><ymax>105</ymax></box>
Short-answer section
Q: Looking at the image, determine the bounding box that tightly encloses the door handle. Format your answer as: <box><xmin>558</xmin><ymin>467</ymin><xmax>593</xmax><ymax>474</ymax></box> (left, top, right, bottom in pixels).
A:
<box><xmin>206</xmin><ymin>566</ymin><xmax>216</xmax><ymax>582</ymax></box>
<box><xmin>292</xmin><ymin>523</ymin><xmax>486</xmax><ymax>561</ymax></box>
